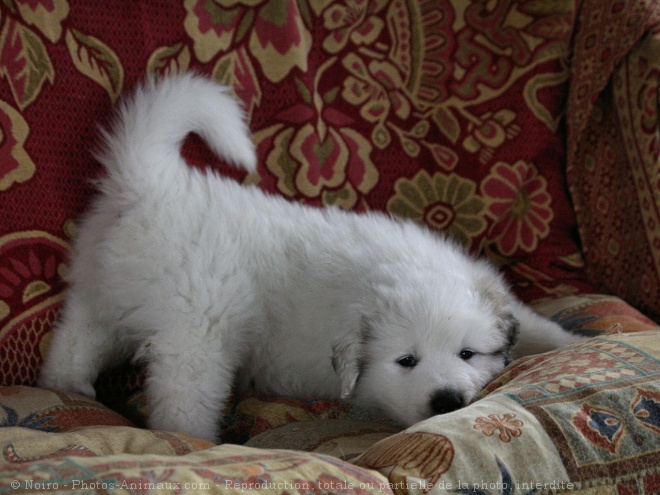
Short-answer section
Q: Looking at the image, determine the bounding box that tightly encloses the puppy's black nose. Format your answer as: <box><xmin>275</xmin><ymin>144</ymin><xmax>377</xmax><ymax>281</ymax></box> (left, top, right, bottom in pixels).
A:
<box><xmin>430</xmin><ymin>390</ymin><xmax>464</xmax><ymax>415</ymax></box>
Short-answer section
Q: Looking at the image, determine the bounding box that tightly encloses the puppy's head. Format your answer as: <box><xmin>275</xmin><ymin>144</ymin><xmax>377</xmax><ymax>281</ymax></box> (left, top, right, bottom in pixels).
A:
<box><xmin>332</xmin><ymin>269</ymin><xmax>518</xmax><ymax>427</ymax></box>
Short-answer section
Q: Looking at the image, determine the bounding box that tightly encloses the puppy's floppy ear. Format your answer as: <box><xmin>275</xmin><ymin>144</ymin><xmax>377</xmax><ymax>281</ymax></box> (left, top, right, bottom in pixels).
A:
<box><xmin>474</xmin><ymin>271</ymin><xmax>520</xmax><ymax>364</ymax></box>
<box><xmin>332</xmin><ymin>339</ymin><xmax>360</xmax><ymax>399</ymax></box>
<box><xmin>332</xmin><ymin>317</ymin><xmax>371</xmax><ymax>399</ymax></box>
<box><xmin>498</xmin><ymin>312</ymin><xmax>520</xmax><ymax>365</ymax></box>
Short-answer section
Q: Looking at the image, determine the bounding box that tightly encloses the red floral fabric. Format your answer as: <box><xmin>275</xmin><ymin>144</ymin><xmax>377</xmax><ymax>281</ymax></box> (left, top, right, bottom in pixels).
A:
<box><xmin>566</xmin><ymin>0</ymin><xmax>660</xmax><ymax>320</ymax></box>
<box><xmin>0</xmin><ymin>0</ymin><xmax>658</xmax><ymax>389</ymax></box>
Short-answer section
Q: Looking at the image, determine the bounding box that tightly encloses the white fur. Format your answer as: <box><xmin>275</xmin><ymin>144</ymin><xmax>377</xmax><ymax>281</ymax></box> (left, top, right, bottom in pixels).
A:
<box><xmin>38</xmin><ymin>74</ymin><xmax>582</xmax><ymax>442</ymax></box>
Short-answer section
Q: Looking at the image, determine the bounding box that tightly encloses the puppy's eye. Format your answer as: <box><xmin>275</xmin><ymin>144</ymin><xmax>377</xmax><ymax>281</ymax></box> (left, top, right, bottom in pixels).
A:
<box><xmin>397</xmin><ymin>355</ymin><xmax>417</xmax><ymax>368</ymax></box>
<box><xmin>459</xmin><ymin>349</ymin><xmax>474</xmax><ymax>360</ymax></box>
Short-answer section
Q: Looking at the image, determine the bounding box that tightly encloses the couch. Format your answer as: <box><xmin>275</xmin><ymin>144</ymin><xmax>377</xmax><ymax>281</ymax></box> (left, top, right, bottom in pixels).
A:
<box><xmin>1</xmin><ymin>0</ymin><xmax>659</xmax><ymax>493</ymax></box>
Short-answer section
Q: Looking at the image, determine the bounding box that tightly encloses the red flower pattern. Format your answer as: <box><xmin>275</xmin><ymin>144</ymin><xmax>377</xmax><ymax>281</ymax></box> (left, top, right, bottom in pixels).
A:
<box><xmin>481</xmin><ymin>161</ymin><xmax>554</xmax><ymax>256</ymax></box>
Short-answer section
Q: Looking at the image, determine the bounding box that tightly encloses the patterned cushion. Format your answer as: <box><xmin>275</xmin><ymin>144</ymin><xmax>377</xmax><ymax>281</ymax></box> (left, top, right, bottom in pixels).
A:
<box><xmin>0</xmin><ymin>386</ymin><xmax>134</xmax><ymax>431</ymax></box>
<box><xmin>354</xmin><ymin>330</ymin><xmax>660</xmax><ymax>493</ymax></box>
<box><xmin>2</xmin><ymin>329</ymin><xmax>658</xmax><ymax>493</ymax></box>
<box><xmin>529</xmin><ymin>293</ymin><xmax>659</xmax><ymax>336</ymax></box>
<box><xmin>245</xmin><ymin>419</ymin><xmax>401</xmax><ymax>460</ymax></box>
<box><xmin>0</xmin><ymin>432</ymin><xmax>390</xmax><ymax>494</ymax></box>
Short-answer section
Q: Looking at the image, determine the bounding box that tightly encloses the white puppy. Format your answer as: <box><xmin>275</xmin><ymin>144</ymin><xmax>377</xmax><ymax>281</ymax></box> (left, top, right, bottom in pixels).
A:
<box><xmin>39</xmin><ymin>74</ymin><xmax>582</xmax><ymax>442</ymax></box>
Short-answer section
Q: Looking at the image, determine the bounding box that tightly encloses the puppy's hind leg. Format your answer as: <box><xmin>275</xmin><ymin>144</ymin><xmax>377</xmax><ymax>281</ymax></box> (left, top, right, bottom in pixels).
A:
<box><xmin>510</xmin><ymin>300</ymin><xmax>584</xmax><ymax>359</ymax></box>
<box><xmin>38</xmin><ymin>292</ymin><xmax>125</xmax><ymax>398</ymax></box>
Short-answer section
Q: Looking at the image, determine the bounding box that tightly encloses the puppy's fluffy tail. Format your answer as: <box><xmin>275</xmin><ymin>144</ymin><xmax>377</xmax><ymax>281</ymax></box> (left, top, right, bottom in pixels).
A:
<box><xmin>96</xmin><ymin>73</ymin><xmax>256</xmax><ymax>196</ymax></box>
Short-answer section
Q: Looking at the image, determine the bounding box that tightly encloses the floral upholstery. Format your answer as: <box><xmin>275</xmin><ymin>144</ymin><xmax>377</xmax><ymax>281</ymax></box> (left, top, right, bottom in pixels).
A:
<box><xmin>567</xmin><ymin>2</ymin><xmax>660</xmax><ymax>318</ymax></box>
<box><xmin>1</xmin><ymin>1</ymin><xmax>659</xmax><ymax>493</ymax></box>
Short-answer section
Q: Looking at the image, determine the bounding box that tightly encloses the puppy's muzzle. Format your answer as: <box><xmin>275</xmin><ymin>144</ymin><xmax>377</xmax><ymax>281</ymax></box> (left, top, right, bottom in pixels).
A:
<box><xmin>430</xmin><ymin>390</ymin><xmax>464</xmax><ymax>415</ymax></box>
